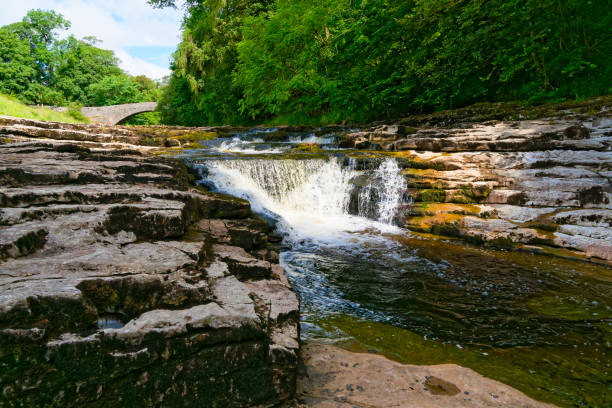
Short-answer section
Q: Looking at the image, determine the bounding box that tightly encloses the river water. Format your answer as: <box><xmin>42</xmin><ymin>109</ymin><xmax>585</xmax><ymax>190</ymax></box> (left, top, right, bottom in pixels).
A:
<box><xmin>181</xmin><ymin>128</ymin><xmax>611</xmax><ymax>407</ymax></box>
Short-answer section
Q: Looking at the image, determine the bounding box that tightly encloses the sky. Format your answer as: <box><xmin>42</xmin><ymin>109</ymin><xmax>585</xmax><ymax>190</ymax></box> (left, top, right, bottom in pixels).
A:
<box><xmin>0</xmin><ymin>0</ymin><xmax>185</xmax><ymax>79</ymax></box>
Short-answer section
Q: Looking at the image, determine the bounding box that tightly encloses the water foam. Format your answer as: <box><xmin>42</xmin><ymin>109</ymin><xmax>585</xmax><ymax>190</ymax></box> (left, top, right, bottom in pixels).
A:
<box><xmin>357</xmin><ymin>159</ymin><xmax>409</xmax><ymax>224</ymax></box>
<box><xmin>212</xmin><ymin>137</ymin><xmax>288</xmax><ymax>154</ymax></box>
<box><xmin>201</xmin><ymin>157</ymin><xmax>406</xmax><ymax>246</ymax></box>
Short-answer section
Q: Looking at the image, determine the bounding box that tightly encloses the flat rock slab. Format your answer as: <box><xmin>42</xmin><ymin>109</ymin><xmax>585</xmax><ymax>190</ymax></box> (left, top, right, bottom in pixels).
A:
<box><xmin>295</xmin><ymin>343</ymin><xmax>556</xmax><ymax>408</ymax></box>
<box><xmin>0</xmin><ymin>124</ymin><xmax>299</xmax><ymax>407</ymax></box>
<box><xmin>390</xmin><ymin>118</ymin><xmax>612</xmax><ymax>260</ymax></box>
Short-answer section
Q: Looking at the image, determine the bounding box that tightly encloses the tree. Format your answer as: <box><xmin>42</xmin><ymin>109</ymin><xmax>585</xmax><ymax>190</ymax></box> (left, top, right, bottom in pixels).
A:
<box><xmin>0</xmin><ymin>25</ymin><xmax>37</xmax><ymax>100</ymax></box>
<box><xmin>0</xmin><ymin>9</ymin><xmax>161</xmax><ymax>107</ymax></box>
<box><xmin>152</xmin><ymin>0</ymin><xmax>612</xmax><ymax>125</ymax></box>
<box><xmin>233</xmin><ymin>0</ymin><xmax>335</xmax><ymax>121</ymax></box>
<box><xmin>54</xmin><ymin>36</ymin><xmax>124</xmax><ymax>104</ymax></box>
<box><xmin>16</xmin><ymin>9</ymin><xmax>70</xmax><ymax>88</ymax></box>
<box><xmin>152</xmin><ymin>0</ymin><xmax>273</xmax><ymax>125</ymax></box>
<box><xmin>132</xmin><ymin>75</ymin><xmax>162</xmax><ymax>101</ymax></box>
<box><xmin>85</xmin><ymin>75</ymin><xmax>144</xmax><ymax>106</ymax></box>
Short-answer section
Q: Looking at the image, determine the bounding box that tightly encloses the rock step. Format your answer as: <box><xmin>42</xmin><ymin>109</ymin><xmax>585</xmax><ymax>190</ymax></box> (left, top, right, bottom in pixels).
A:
<box><xmin>405</xmin><ymin>203</ymin><xmax>612</xmax><ymax>260</ymax></box>
<box><xmin>342</xmin><ymin>118</ymin><xmax>611</xmax><ymax>152</ymax></box>
<box><xmin>0</xmin><ymin>135</ymin><xmax>299</xmax><ymax>407</ymax></box>
<box><xmin>0</xmin><ymin>143</ymin><xmax>191</xmax><ymax>188</ymax></box>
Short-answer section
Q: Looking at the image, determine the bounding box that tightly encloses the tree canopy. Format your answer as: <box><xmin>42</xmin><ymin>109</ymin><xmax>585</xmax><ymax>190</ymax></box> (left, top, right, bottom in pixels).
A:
<box><xmin>0</xmin><ymin>9</ymin><xmax>161</xmax><ymax>108</ymax></box>
<box><xmin>151</xmin><ymin>0</ymin><xmax>612</xmax><ymax>126</ymax></box>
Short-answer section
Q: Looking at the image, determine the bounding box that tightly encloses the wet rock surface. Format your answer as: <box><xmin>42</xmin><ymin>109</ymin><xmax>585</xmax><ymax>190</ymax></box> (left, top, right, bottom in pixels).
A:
<box><xmin>345</xmin><ymin>109</ymin><xmax>612</xmax><ymax>261</ymax></box>
<box><xmin>292</xmin><ymin>343</ymin><xmax>556</xmax><ymax>408</ymax></box>
<box><xmin>0</xmin><ymin>121</ymin><xmax>299</xmax><ymax>407</ymax></box>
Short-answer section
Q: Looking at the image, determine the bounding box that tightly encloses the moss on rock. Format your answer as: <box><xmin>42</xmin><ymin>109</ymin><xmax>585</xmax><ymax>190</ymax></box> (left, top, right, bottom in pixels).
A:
<box><xmin>417</xmin><ymin>189</ymin><xmax>447</xmax><ymax>203</ymax></box>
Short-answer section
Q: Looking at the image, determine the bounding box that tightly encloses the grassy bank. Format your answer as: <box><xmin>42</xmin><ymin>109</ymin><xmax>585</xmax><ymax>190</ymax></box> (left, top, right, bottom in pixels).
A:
<box><xmin>0</xmin><ymin>94</ymin><xmax>88</xmax><ymax>124</ymax></box>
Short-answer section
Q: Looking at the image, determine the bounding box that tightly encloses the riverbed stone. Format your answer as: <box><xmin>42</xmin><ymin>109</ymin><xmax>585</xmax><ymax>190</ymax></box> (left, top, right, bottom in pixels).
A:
<box><xmin>292</xmin><ymin>343</ymin><xmax>556</xmax><ymax>408</ymax></box>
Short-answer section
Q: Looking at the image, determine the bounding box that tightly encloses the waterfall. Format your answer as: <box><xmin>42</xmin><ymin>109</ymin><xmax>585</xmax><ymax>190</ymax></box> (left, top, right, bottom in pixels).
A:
<box><xmin>200</xmin><ymin>157</ymin><xmax>407</xmax><ymax>242</ymax></box>
<box><xmin>213</xmin><ymin>137</ymin><xmax>288</xmax><ymax>154</ymax></box>
<box><xmin>203</xmin><ymin>158</ymin><xmax>354</xmax><ymax>214</ymax></box>
<box><xmin>357</xmin><ymin>160</ymin><xmax>408</xmax><ymax>224</ymax></box>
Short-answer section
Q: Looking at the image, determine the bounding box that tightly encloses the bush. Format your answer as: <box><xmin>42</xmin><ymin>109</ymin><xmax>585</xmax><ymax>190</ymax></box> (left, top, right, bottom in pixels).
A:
<box><xmin>65</xmin><ymin>102</ymin><xmax>88</xmax><ymax>122</ymax></box>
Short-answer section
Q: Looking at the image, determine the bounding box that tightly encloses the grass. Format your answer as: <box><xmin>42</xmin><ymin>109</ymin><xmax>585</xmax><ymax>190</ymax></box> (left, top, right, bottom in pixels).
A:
<box><xmin>0</xmin><ymin>93</ymin><xmax>89</xmax><ymax>124</ymax></box>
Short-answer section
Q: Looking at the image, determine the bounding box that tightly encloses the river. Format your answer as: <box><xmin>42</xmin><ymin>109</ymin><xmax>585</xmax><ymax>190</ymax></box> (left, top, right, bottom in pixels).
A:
<box><xmin>181</xmin><ymin>127</ymin><xmax>611</xmax><ymax>407</ymax></box>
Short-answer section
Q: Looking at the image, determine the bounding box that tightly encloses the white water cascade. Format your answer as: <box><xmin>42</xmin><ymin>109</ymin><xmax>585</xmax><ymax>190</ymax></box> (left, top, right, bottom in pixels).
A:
<box><xmin>213</xmin><ymin>137</ymin><xmax>288</xmax><ymax>154</ymax></box>
<box><xmin>201</xmin><ymin>157</ymin><xmax>407</xmax><ymax>244</ymax></box>
<box><xmin>356</xmin><ymin>159</ymin><xmax>408</xmax><ymax>224</ymax></box>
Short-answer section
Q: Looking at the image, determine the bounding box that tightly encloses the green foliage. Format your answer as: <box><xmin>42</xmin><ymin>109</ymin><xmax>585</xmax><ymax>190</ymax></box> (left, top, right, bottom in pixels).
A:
<box><xmin>0</xmin><ymin>26</ymin><xmax>37</xmax><ymax>99</ymax></box>
<box><xmin>121</xmin><ymin>111</ymin><xmax>162</xmax><ymax>126</ymax></box>
<box><xmin>154</xmin><ymin>0</ymin><xmax>272</xmax><ymax>125</ymax></box>
<box><xmin>132</xmin><ymin>75</ymin><xmax>162</xmax><ymax>101</ymax></box>
<box><xmin>157</xmin><ymin>75</ymin><xmax>202</xmax><ymax>126</ymax></box>
<box><xmin>154</xmin><ymin>0</ymin><xmax>612</xmax><ymax>125</ymax></box>
<box><xmin>65</xmin><ymin>102</ymin><xmax>89</xmax><ymax>122</ymax></box>
<box><xmin>419</xmin><ymin>189</ymin><xmax>447</xmax><ymax>203</ymax></box>
<box><xmin>85</xmin><ymin>75</ymin><xmax>143</xmax><ymax>106</ymax></box>
<box><xmin>18</xmin><ymin>9</ymin><xmax>70</xmax><ymax>88</ymax></box>
<box><xmin>0</xmin><ymin>93</ymin><xmax>88</xmax><ymax>123</ymax></box>
<box><xmin>118</xmin><ymin>76</ymin><xmax>165</xmax><ymax>125</ymax></box>
<box><xmin>54</xmin><ymin>36</ymin><xmax>124</xmax><ymax>104</ymax></box>
<box><xmin>234</xmin><ymin>0</ymin><xmax>337</xmax><ymax>121</ymax></box>
<box><xmin>0</xmin><ymin>9</ymin><xmax>159</xmax><ymax>109</ymax></box>
<box><xmin>0</xmin><ymin>9</ymin><xmax>72</xmax><ymax>105</ymax></box>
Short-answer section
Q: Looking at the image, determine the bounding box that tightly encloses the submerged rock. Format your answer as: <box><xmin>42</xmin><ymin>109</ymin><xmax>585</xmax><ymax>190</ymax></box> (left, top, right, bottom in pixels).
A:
<box><xmin>292</xmin><ymin>343</ymin><xmax>555</xmax><ymax>408</ymax></box>
<box><xmin>0</xmin><ymin>120</ymin><xmax>299</xmax><ymax>407</ymax></box>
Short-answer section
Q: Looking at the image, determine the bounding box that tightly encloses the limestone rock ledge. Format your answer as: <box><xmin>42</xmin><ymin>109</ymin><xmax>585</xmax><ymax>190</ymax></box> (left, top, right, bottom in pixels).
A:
<box><xmin>0</xmin><ymin>130</ymin><xmax>299</xmax><ymax>406</ymax></box>
<box><xmin>345</xmin><ymin>111</ymin><xmax>612</xmax><ymax>262</ymax></box>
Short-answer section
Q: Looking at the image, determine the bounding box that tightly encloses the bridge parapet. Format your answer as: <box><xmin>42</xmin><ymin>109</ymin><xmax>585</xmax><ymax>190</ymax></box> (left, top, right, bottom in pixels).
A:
<box><xmin>80</xmin><ymin>102</ymin><xmax>157</xmax><ymax>125</ymax></box>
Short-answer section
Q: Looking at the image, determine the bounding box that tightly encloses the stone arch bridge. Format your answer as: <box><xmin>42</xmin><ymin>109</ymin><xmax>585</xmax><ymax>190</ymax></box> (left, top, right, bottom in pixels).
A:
<box><xmin>51</xmin><ymin>102</ymin><xmax>157</xmax><ymax>125</ymax></box>
<box><xmin>80</xmin><ymin>102</ymin><xmax>158</xmax><ymax>125</ymax></box>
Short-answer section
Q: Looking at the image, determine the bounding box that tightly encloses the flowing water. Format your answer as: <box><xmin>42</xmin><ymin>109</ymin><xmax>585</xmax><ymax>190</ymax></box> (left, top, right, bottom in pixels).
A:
<box><xmin>183</xmin><ymin>129</ymin><xmax>612</xmax><ymax>407</ymax></box>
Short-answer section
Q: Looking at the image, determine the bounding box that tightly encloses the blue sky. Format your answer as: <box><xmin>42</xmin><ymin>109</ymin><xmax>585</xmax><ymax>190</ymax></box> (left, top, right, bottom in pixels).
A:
<box><xmin>0</xmin><ymin>0</ymin><xmax>184</xmax><ymax>79</ymax></box>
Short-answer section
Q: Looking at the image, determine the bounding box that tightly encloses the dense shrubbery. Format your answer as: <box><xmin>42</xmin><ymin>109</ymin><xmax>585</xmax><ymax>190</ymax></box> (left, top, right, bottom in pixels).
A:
<box><xmin>0</xmin><ymin>9</ymin><xmax>161</xmax><ymax>109</ymax></box>
<box><xmin>151</xmin><ymin>0</ymin><xmax>612</xmax><ymax>126</ymax></box>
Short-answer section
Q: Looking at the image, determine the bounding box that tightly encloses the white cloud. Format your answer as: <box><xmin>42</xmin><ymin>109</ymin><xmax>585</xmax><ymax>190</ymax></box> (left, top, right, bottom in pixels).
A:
<box><xmin>114</xmin><ymin>49</ymin><xmax>171</xmax><ymax>79</ymax></box>
<box><xmin>0</xmin><ymin>0</ymin><xmax>184</xmax><ymax>79</ymax></box>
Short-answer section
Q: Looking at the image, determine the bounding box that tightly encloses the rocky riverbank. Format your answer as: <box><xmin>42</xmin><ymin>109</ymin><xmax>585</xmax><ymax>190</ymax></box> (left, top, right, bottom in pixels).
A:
<box><xmin>1</xmin><ymin>110</ymin><xmax>605</xmax><ymax>407</ymax></box>
<box><xmin>342</xmin><ymin>99</ymin><xmax>612</xmax><ymax>262</ymax></box>
<box><xmin>0</xmin><ymin>118</ymin><xmax>299</xmax><ymax>406</ymax></box>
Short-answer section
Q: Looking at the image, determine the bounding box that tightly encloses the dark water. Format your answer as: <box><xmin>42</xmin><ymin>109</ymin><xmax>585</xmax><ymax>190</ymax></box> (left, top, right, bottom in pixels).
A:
<box><xmin>97</xmin><ymin>315</ymin><xmax>125</xmax><ymax>329</ymax></box>
<box><xmin>186</xmin><ymin>129</ymin><xmax>612</xmax><ymax>407</ymax></box>
<box><xmin>282</xmin><ymin>235</ymin><xmax>612</xmax><ymax>408</ymax></box>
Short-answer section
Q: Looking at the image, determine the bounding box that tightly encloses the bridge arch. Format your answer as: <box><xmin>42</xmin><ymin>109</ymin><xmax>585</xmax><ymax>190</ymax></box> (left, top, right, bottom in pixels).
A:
<box><xmin>81</xmin><ymin>102</ymin><xmax>157</xmax><ymax>125</ymax></box>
